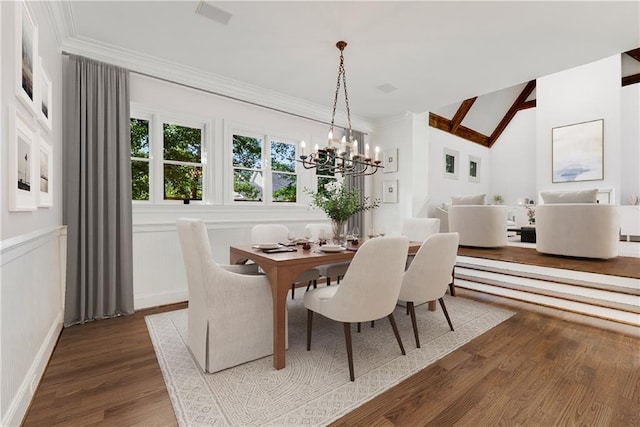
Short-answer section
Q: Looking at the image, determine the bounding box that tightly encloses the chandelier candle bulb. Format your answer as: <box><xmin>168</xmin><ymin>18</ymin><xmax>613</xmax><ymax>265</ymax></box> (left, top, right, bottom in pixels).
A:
<box><xmin>341</xmin><ymin>136</ymin><xmax>347</xmax><ymax>154</ymax></box>
<box><xmin>314</xmin><ymin>144</ymin><xmax>319</xmax><ymax>155</ymax></box>
<box><xmin>365</xmin><ymin>144</ymin><xmax>370</xmax><ymax>159</ymax></box>
<box><xmin>300</xmin><ymin>141</ymin><xmax>306</xmax><ymax>156</ymax></box>
<box><xmin>375</xmin><ymin>146</ymin><xmax>380</xmax><ymax>161</ymax></box>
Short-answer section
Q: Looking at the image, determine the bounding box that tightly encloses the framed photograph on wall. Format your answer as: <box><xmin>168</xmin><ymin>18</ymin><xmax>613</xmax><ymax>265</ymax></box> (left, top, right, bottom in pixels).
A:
<box><xmin>37</xmin><ymin>57</ymin><xmax>53</xmax><ymax>131</ymax></box>
<box><xmin>15</xmin><ymin>0</ymin><xmax>39</xmax><ymax>113</ymax></box>
<box><xmin>552</xmin><ymin>119</ymin><xmax>604</xmax><ymax>183</ymax></box>
<box><xmin>9</xmin><ymin>108</ymin><xmax>38</xmax><ymax>211</ymax></box>
<box><xmin>443</xmin><ymin>148</ymin><xmax>459</xmax><ymax>180</ymax></box>
<box><xmin>382</xmin><ymin>179</ymin><xmax>398</xmax><ymax>203</ymax></box>
<box><xmin>469</xmin><ymin>155</ymin><xmax>481</xmax><ymax>183</ymax></box>
<box><xmin>38</xmin><ymin>138</ymin><xmax>53</xmax><ymax>207</ymax></box>
<box><xmin>383</xmin><ymin>148</ymin><xmax>398</xmax><ymax>173</ymax></box>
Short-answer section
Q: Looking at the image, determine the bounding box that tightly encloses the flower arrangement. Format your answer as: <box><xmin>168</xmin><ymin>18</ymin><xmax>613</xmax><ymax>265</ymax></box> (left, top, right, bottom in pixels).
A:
<box><xmin>526</xmin><ymin>206</ymin><xmax>536</xmax><ymax>224</ymax></box>
<box><xmin>306</xmin><ymin>180</ymin><xmax>379</xmax><ymax>222</ymax></box>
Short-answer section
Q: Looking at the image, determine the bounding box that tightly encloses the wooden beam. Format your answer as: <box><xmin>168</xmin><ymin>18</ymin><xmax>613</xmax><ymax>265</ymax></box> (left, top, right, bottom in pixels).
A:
<box><xmin>450</xmin><ymin>97</ymin><xmax>477</xmax><ymax>133</ymax></box>
<box><xmin>488</xmin><ymin>80</ymin><xmax>536</xmax><ymax>148</ymax></box>
<box><xmin>429</xmin><ymin>113</ymin><xmax>490</xmax><ymax>147</ymax></box>
<box><xmin>625</xmin><ymin>48</ymin><xmax>640</xmax><ymax>62</ymax></box>
<box><xmin>622</xmin><ymin>73</ymin><xmax>640</xmax><ymax>87</ymax></box>
<box><xmin>517</xmin><ymin>99</ymin><xmax>536</xmax><ymax>111</ymax></box>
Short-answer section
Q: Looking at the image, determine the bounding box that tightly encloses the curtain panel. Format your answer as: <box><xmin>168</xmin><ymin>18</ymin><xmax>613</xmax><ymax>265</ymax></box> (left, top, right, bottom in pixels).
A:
<box><xmin>346</xmin><ymin>130</ymin><xmax>365</xmax><ymax>236</ymax></box>
<box><xmin>63</xmin><ymin>55</ymin><xmax>134</xmax><ymax>326</ymax></box>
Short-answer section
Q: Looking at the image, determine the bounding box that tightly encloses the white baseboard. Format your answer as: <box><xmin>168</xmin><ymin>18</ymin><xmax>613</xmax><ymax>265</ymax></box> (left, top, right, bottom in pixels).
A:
<box><xmin>4</xmin><ymin>311</ymin><xmax>63</xmax><ymax>427</ymax></box>
<box><xmin>135</xmin><ymin>289</ymin><xmax>188</xmax><ymax>310</ymax></box>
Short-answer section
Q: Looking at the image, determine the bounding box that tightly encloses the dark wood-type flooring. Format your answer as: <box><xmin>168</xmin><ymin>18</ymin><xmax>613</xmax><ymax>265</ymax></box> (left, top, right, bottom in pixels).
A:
<box><xmin>458</xmin><ymin>245</ymin><xmax>640</xmax><ymax>279</ymax></box>
<box><xmin>23</xmin><ymin>288</ymin><xmax>639</xmax><ymax>426</ymax></box>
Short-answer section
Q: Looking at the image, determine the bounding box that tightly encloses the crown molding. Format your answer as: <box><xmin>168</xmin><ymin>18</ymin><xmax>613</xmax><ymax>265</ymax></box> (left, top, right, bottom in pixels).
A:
<box><xmin>47</xmin><ymin>0</ymin><xmax>373</xmax><ymax>133</ymax></box>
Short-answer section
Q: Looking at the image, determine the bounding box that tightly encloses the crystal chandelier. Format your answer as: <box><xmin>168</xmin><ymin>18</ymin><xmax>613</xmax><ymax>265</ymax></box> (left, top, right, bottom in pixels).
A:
<box><xmin>299</xmin><ymin>41</ymin><xmax>383</xmax><ymax>176</ymax></box>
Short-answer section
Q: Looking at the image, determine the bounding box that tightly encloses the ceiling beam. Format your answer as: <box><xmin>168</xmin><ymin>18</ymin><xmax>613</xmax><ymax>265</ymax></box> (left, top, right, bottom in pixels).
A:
<box><xmin>622</xmin><ymin>73</ymin><xmax>640</xmax><ymax>87</ymax></box>
<box><xmin>488</xmin><ymin>80</ymin><xmax>536</xmax><ymax>148</ymax></box>
<box><xmin>449</xmin><ymin>97</ymin><xmax>477</xmax><ymax>133</ymax></box>
<box><xmin>429</xmin><ymin>113</ymin><xmax>490</xmax><ymax>147</ymax></box>
<box><xmin>517</xmin><ymin>99</ymin><xmax>536</xmax><ymax>111</ymax></box>
<box><xmin>625</xmin><ymin>48</ymin><xmax>640</xmax><ymax>62</ymax></box>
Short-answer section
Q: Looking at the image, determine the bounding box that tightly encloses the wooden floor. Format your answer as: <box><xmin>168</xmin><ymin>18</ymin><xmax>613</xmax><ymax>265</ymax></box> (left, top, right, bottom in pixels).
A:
<box><xmin>23</xmin><ymin>290</ymin><xmax>639</xmax><ymax>427</ymax></box>
<box><xmin>458</xmin><ymin>245</ymin><xmax>640</xmax><ymax>279</ymax></box>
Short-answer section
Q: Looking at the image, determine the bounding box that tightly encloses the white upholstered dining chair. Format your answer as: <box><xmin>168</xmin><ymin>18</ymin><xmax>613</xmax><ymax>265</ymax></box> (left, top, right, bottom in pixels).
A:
<box><xmin>304</xmin><ymin>223</ymin><xmax>350</xmax><ymax>286</ymax></box>
<box><xmin>304</xmin><ymin>236</ymin><xmax>409</xmax><ymax>381</ymax></box>
<box><xmin>251</xmin><ymin>224</ymin><xmax>320</xmax><ymax>299</ymax></box>
<box><xmin>398</xmin><ymin>232</ymin><xmax>459</xmax><ymax>348</ymax></box>
<box><xmin>176</xmin><ymin>218</ymin><xmax>284</xmax><ymax>373</ymax></box>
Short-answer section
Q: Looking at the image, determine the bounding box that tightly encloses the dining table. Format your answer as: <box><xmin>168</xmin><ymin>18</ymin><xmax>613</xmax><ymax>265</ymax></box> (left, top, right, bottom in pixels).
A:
<box><xmin>229</xmin><ymin>240</ymin><xmax>428</xmax><ymax>370</ymax></box>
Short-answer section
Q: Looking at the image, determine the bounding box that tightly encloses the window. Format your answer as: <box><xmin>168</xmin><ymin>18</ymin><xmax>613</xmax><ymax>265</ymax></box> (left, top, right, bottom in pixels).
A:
<box><xmin>316</xmin><ymin>150</ymin><xmax>336</xmax><ymax>196</ymax></box>
<box><xmin>232</xmin><ymin>132</ymin><xmax>299</xmax><ymax>203</ymax></box>
<box><xmin>130</xmin><ymin>111</ymin><xmax>206</xmax><ymax>203</ymax></box>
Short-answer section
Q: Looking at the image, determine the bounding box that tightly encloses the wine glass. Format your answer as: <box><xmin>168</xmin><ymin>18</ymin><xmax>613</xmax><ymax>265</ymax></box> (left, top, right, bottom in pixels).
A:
<box><xmin>351</xmin><ymin>226</ymin><xmax>360</xmax><ymax>238</ymax></box>
<box><xmin>287</xmin><ymin>230</ymin><xmax>296</xmax><ymax>244</ymax></box>
<box><xmin>368</xmin><ymin>227</ymin><xmax>376</xmax><ymax>239</ymax></box>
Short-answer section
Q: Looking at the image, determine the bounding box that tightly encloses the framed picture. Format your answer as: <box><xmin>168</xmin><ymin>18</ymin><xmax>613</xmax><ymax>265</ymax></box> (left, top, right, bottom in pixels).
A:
<box><xmin>9</xmin><ymin>108</ymin><xmax>38</xmax><ymax>211</ymax></box>
<box><xmin>38</xmin><ymin>138</ymin><xmax>53</xmax><ymax>207</ymax></box>
<box><xmin>469</xmin><ymin>155</ymin><xmax>481</xmax><ymax>183</ymax></box>
<box><xmin>443</xmin><ymin>148</ymin><xmax>459</xmax><ymax>180</ymax></box>
<box><xmin>383</xmin><ymin>148</ymin><xmax>398</xmax><ymax>173</ymax></box>
<box><xmin>382</xmin><ymin>180</ymin><xmax>398</xmax><ymax>203</ymax></box>
<box><xmin>37</xmin><ymin>57</ymin><xmax>53</xmax><ymax>131</ymax></box>
<box><xmin>552</xmin><ymin>119</ymin><xmax>604</xmax><ymax>183</ymax></box>
<box><xmin>15</xmin><ymin>0</ymin><xmax>39</xmax><ymax>112</ymax></box>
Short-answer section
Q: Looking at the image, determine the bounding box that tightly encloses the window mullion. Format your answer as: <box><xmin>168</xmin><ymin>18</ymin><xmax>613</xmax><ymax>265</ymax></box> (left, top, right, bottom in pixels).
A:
<box><xmin>151</xmin><ymin>114</ymin><xmax>164</xmax><ymax>203</ymax></box>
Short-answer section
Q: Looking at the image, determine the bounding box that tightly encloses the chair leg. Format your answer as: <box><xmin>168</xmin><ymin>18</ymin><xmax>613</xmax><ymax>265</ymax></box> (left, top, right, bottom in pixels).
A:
<box><xmin>387</xmin><ymin>313</ymin><xmax>406</xmax><ymax>356</ymax></box>
<box><xmin>370</xmin><ymin>321</ymin><xmax>375</xmax><ymax>328</ymax></box>
<box><xmin>327</xmin><ymin>278</ymin><xmax>331</xmax><ymax>286</ymax></box>
<box><xmin>449</xmin><ymin>265</ymin><xmax>456</xmax><ymax>296</ymax></box>
<box><xmin>357</xmin><ymin>322</ymin><xmax>361</xmax><ymax>333</ymax></box>
<box><xmin>439</xmin><ymin>297</ymin><xmax>454</xmax><ymax>331</ymax></box>
<box><xmin>307</xmin><ymin>310</ymin><xmax>313</xmax><ymax>351</ymax></box>
<box><xmin>306</xmin><ymin>280</ymin><xmax>317</xmax><ymax>292</ymax></box>
<box><xmin>343</xmin><ymin>322</ymin><xmax>355</xmax><ymax>381</ymax></box>
<box><xmin>337</xmin><ymin>275</ymin><xmax>342</xmax><ymax>284</ymax></box>
<box><xmin>407</xmin><ymin>301</ymin><xmax>420</xmax><ymax>348</ymax></box>
<box><xmin>291</xmin><ymin>284</ymin><xmax>295</xmax><ymax>300</ymax></box>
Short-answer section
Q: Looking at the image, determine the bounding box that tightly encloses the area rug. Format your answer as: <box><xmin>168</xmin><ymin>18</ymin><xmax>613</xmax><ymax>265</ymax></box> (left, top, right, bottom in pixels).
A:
<box><xmin>146</xmin><ymin>295</ymin><xmax>514</xmax><ymax>426</ymax></box>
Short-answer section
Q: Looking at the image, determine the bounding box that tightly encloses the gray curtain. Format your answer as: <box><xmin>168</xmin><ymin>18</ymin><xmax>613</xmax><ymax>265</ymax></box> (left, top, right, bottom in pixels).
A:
<box><xmin>63</xmin><ymin>55</ymin><xmax>134</xmax><ymax>326</ymax></box>
<box><xmin>347</xmin><ymin>129</ymin><xmax>365</xmax><ymax>236</ymax></box>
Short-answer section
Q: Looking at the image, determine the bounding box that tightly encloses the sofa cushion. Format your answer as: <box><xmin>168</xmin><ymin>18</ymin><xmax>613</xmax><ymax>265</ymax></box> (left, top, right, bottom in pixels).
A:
<box><xmin>451</xmin><ymin>193</ymin><xmax>486</xmax><ymax>205</ymax></box>
<box><xmin>540</xmin><ymin>189</ymin><xmax>598</xmax><ymax>204</ymax></box>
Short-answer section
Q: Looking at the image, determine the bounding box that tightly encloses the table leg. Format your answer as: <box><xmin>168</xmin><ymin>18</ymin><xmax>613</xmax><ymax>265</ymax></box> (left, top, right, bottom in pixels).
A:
<box><xmin>428</xmin><ymin>300</ymin><xmax>436</xmax><ymax>311</ymax></box>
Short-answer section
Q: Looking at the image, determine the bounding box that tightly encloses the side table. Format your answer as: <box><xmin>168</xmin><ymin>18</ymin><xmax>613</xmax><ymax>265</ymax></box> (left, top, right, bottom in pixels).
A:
<box><xmin>521</xmin><ymin>226</ymin><xmax>536</xmax><ymax>243</ymax></box>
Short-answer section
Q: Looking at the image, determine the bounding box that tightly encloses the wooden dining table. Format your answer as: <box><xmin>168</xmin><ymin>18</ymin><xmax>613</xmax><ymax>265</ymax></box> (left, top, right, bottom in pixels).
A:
<box><xmin>229</xmin><ymin>241</ymin><xmax>426</xmax><ymax>370</ymax></box>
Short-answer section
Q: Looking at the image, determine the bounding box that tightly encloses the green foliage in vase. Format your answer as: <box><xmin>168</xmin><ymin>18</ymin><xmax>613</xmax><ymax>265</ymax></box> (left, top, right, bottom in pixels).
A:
<box><xmin>306</xmin><ymin>180</ymin><xmax>379</xmax><ymax>222</ymax></box>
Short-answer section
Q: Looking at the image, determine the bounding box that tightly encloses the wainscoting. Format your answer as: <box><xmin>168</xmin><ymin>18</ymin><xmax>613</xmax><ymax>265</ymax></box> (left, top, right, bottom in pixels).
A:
<box><xmin>0</xmin><ymin>226</ymin><xmax>66</xmax><ymax>427</ymax></box>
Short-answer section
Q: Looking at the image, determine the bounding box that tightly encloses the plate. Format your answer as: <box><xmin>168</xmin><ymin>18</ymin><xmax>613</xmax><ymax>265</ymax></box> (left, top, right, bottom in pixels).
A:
<box><xmin>320</xmin><ymin>245</ymin><xmax>345</xmax><ymax>253</ymax></box>
<box><xmin>254</xmin><ymin>243</ymin><xmax>280</xmax><ymax>250</ymax></box>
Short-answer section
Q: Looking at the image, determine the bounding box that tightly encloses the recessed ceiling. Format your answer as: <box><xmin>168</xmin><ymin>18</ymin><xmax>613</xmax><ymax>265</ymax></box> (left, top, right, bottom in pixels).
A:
<box><xmin>61</xmin><ymin>1</ymin><xmax>639</xmax><ymax>123</ymax></box>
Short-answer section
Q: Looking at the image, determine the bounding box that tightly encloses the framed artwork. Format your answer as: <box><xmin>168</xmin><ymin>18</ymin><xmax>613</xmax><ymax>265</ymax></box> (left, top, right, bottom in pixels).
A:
<box><xmin>37</xmin><ymin>57</ymin><xmax>53</xmax><ymax>131</ymax></box>
<box><xmin>383</xmin><ymin>148</ymin><xmax>398</xmax><ymax>173</ymax></box>
<box><xmin>552</xmin><ymin>119</ymin><xmax>604</xmax><ymax>183</ymax></box>
<box><xmin>15</xmin><ymin>0</ymin><xmax>39</xmax><ymax>112</ymax></box>
<box><xmin>469</xmin><ymin>155</ymin><xmax>481</xmax><ymax>183</ymax></box>
<box><xmin>38</xmin><ymin>138</ymin><xmax>53</xmax><ymax>207</ymax></box>
<box><xmin>9</xmin><ymin>108</ymin><xmax>38</xmax><ymax>211</ymax></box>
<box><xmin>443</xmin><ymin>148</ymin><xmax>459</xmax><ymax>180</ymax></box>
<box><xmin>382</xmin><ymin>179</ymin><xmax>398</xmax><ymax>203</ymax></box>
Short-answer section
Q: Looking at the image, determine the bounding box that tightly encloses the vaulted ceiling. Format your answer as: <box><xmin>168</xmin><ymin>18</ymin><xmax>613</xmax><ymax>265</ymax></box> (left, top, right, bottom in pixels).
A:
<box><xmin>49</xmin><ymin>1</ymin><xmax>640</xmax><ymax>128</ymax></box>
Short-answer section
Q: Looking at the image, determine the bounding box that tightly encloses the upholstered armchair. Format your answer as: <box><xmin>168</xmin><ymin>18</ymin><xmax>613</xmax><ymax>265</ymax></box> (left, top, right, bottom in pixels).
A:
<box><xmin>176</xmin><ymin>218</ymin><xmax>284</xmax><ymax>373</ymax></box>
<box><xmin>448</xmin><ymin>205</ymin><xmax>508</xmax><ymax>247</ymax></box>
<box><xmin>535</xmin><ymin>189</ymin><xmax>620</xmax><ymax>259</ymax></box>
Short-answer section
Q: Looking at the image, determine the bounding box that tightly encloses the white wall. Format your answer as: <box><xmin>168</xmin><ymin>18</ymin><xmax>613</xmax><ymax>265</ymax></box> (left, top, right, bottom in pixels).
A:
<box><xmin>490</xmin><ymin>108</ymin><xmax>538</xmax><ymax>206</ymax></box>
<box><xmin>536</xmin><ymin>55</ymin><xmax>622</xmax><ymax>203</ymax></box>
<box><xmin>0</xmin><ymin>2</ymin><xmax>65</xmax><ymax>425</ymax></box>
<box><xmin>427</xmin><ymin>127</ymin><xmax>491</xmax><ymax>213</ymax></box>
<box><xmin>621</xmin><ymin>83</ymin><xmax>640</xmax><ymax>205</ymax></box>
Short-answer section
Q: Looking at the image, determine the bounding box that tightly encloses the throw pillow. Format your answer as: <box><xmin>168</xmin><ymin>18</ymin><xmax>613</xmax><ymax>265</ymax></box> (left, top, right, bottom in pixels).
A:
<box><xmin>540</xmin><ymin>189</ymin><xmax>598</xmax><ymax>204</ymax></box>
<box><xmin>451</xmin><ymin>193</ymin><xmax>486</xmax><ymax>205</ymax></box>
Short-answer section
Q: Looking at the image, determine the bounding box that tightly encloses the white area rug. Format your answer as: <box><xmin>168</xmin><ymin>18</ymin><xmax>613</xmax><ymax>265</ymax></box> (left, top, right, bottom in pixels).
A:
<box><xmin>146</xmin><ymin>295</ymin><xmax>514</xmax><ymax>426</ymax></box>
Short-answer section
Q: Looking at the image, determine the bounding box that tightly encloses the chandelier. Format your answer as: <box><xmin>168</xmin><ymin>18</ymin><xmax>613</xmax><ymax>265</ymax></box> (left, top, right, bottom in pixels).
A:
<box><xmin>299</xmin><ymin>41</ymin><xmax>383</xmax><ymax>176</ymax></box>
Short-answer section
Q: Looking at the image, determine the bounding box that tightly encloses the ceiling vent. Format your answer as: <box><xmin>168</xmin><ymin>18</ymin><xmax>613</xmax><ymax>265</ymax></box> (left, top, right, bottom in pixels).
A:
<box><xmin>195</xmin><ymin>1</ymin><xmax>232</xmax><ymax>25</ymax></box>
<box><xmin>376</xmin><ymin>83</ymin><xmax>398</xmax><ymax>94</ymax></box>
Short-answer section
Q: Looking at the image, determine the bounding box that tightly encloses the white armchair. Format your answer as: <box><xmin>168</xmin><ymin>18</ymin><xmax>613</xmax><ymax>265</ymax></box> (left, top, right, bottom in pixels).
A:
<box><xmin>176</xmin><ymin>218</ymin><xmax>283</xmax><ymax>373</ymax></box>
<box><xmin>448</xmin><ymin>205</ymin><xmax>508</xmax><ymax>247</ymax></box>
<box><xmin>304</xmin><ymin>236</ymin><xmax>409</xmax><ymax>381</ymax></box>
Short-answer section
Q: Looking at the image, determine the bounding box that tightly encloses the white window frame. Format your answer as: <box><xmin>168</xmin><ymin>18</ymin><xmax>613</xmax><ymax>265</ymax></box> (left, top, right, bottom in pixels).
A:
<box><xmin>131</xmin><ymin>105</ymin><xmax>210</xmax><ymax>205</ymax></box>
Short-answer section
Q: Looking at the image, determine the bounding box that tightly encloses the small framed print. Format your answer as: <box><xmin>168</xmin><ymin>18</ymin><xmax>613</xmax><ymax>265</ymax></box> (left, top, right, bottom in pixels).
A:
<box><xmin>15</xmin><ymin>0</ymin><xmax>39</xmax><ymax>113</ymax></box>
<box><xmin>382</xmin><ymin>179</ymin><xmax>398</xmax><ymax>203</ymax></box>
<box><xmin>37</xmin><ymin>57</ymin><xmax>53</xmax><ymax>131</ymax></box>
<box><xmin>383</xmin><ymin>148</ymin><xmax>398</xmax><ymax>173</ymax></box>
<box><xmin>38</xmin><ymin>138</ymin><xmax>53</xmax><ymax>207</ymax></box>
<box><xmin>9</xmin><ymin>108</ymin><xmax>38</xmax><ymax>211</ymax></box>
<box><xmin>469</xmin><ymin>155</ymin><xmax>481</xmax><ymax>183</ymax></box>
<box><xmin>443</xmin><ymin>148</ymin><xmax>459</xmax><ymax>180</ymax></box>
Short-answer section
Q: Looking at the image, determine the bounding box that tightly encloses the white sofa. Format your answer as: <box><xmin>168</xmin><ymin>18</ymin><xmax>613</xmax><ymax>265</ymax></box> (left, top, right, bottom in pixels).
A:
<box><xmin>448</xmin><ymin>205</ymin><xmax>508</xmax><ymax>247</ymax></box>
<box><xmin>536</xmin><ymin>203</ymin><xmax>620</xmax><ymax>259</ymax></box>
